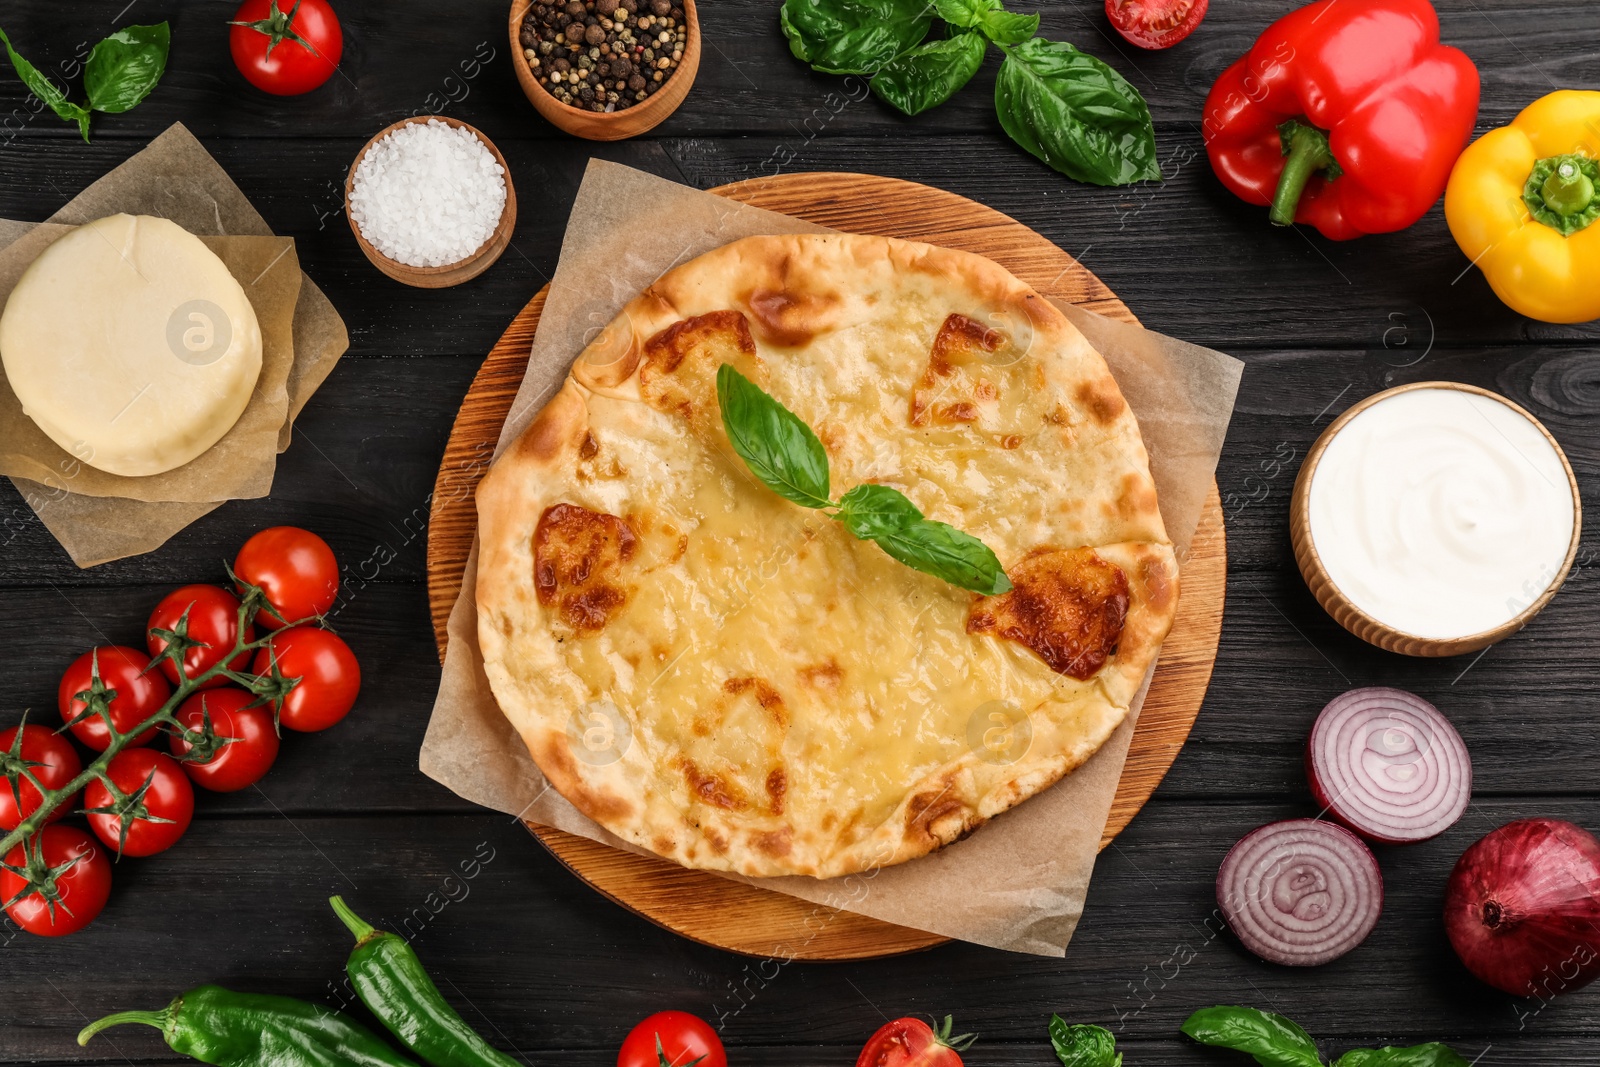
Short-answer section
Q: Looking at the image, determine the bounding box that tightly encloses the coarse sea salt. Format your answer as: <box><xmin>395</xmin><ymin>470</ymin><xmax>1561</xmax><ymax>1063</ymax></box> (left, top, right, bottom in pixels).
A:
<box><xmin>349</xmin><ymin>120</ymin><xmax>507</xmax><ymax>268</ymax></box>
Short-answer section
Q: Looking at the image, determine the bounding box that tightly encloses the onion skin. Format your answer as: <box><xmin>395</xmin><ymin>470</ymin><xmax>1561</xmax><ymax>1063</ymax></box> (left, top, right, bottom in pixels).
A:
<box><xmin>1444</xmin><ymin>818</ymin><xmax>1600</xmax><ymax>997</ymax></box>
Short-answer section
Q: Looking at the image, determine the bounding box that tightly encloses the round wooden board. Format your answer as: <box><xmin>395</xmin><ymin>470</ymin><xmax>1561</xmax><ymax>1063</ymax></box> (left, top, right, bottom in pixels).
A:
<box><xmin>425</xmin><ymin>173</ymin><xmax>1226</xmax><ymax>961</ymax></box>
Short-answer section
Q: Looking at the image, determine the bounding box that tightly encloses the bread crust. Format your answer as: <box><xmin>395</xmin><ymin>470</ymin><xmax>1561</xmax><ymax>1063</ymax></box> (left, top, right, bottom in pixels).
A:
<box><xmin>477</xmin><ymin>233</ymin><xmax>1177</xmax><ymax>879</ymax></box>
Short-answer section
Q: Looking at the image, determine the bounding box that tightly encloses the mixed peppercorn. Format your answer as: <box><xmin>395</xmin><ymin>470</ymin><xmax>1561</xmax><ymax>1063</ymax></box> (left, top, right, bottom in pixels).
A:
<box><xmin>520</xmin><ymin>0</ymin><xmax>688</xmax><ymax>113</ymax></box>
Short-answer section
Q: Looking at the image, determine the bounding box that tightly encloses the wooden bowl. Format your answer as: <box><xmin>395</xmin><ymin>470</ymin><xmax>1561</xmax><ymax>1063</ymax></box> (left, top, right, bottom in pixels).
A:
<box><xmin>508</xmin><ymin>0</ymin><xmax>700</xmax><ymax>141</ymax></box>
<box><xmin>345</xmin><ymin>116</ymin><xmax>518</xmax><ymax>289</ymax></box>
<box><xmin>1290</xmin><ymin>381</ymin><xmax>1582</xmax><ymax>657</ymax></box>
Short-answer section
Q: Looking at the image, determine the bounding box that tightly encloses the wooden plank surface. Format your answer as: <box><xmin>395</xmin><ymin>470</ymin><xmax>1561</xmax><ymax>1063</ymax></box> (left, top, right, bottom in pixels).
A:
<box><xmin>0</xmin><ymin>0</ymin><xmax>1597</xmax><ymax>1061</ymax></box>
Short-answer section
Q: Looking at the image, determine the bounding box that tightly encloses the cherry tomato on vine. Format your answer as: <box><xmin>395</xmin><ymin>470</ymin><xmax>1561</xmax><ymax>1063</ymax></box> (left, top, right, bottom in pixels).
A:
<box><xmin>856</xmin><ymin>1017</ymin><xmax>976</xmax><ymax>1067</ymax></box>
<box><xmin>1105</xmin><ymin>0</ymin><xmax>1208</xmax><ymax>50</ymax></box>
<box><xmin>57</xmin><ymin>646</ymin><xmax>171</xmax><ymax>752</ymax></box>
<box><xmin>83</xmin><ymin>749</ymin><xmax>194</xmax><ymax>858</ymax></box>
<box><xmin>618</xmin><ymin>1012</ymin><xmax>726</xmax><ymax>1067</ymax></box>
<box><xmin>147</xmin><ymin>584</ymin><xmax>255</xmax><ymax>689</ymax></box>
<box><xmin>234</xmin><ymin>526</ymin><xmax>340</xmax><ymax>630</ymax></box>
<box><xmin>1</xmin><ymin>825</ymin><xmax>112</xmax><ymax>937</ymax></box>
<box><xmin>252</xmin><ymin>627</ymin><xmax>360</xmax><ymax>732</ymax></box>
<box><xmin>170</xmin><ymin>688</ymin><xmax>280</xmax><ymax>793</ymax></box>
<box><xmin>0</xmin><ymin>723</ymin><xmax>83</xmax><ymax>831</ymax></box>
<box><xmin>228</xmin><ymin>0</ymin><xmax>343</xmax><ymax>96</ymax></box>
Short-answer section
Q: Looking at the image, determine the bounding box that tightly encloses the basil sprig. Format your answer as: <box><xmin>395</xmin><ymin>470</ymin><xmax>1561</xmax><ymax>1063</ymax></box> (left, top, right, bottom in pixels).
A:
<box><xmin>1049</xmin><ymin>1016</ymin><xmax>1121</xmax><ymax>1067</ymax></box>
<box><xmin>0</xmin><ymin>22</ymin><xmax>170</xmax><ymax>142</ymax></box>
<box><xmin>1181</xmin><ymin>1007</ymin><xmax>1470</xmax><ymax>1067</ymax></box>
<box><xmin>780</xmin><ymin>0</ymin><xmax>1156</xmax><ymax>187</ymax></box>
<box><xmin>716</xmin><ymin>364</ymin><xmax>1012</xmax><ymax>596</ymax></box>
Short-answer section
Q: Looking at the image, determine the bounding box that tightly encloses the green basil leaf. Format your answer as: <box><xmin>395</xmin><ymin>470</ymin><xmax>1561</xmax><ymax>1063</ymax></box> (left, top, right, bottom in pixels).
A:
<box><xmin>836</xmin><ymin>483</ymin><xmax>1010</xmax><ymax>594</ymax></box>
<box><xmin>780</xmin><ymin>0</ymin><xmax>935</xmax><ymax>75</ymax></box>
<box><xmin>84</xmin><ymin>22</ymin><xmax>169</xmax><ymax>114</ymax></box>
<box><xmin>933</xmin><ymin>0</ymin><xmax>997</xmax><ymax>27</ymax></box>
<box><xmin>870</xmin><ymin>31</ymin><xmax>986</xmax><ymax>115</ymax></box>
<box><xmin>0</xmin><ymin>26</ymin><xmax>91</xmax><ymax>141</ymax></box>
<box><xmin>994</xmin><ymin>38</ymin><xmax>1159</xmax><ymax>186</ymax></box>
<box><xmin>716</xmin><ymin>364</ymin><xmax>833</xmax><ymax>510</ymax></box>
<box><xmin>835</xmin><ymin>483</ymin><xmax>923</xmax><ymax>539</ymax></box>
<box><xmin>1181</xmin><ymin>1007</ymin><xmax>1323</xmax><ymax>1067</ymax></box>
<box><xmin>1049</xmin><ymin>1016</ymin><xmax>1122</xmax><ymax>1067</ymax></box>
<box><xmin>979</xmin><ymin>9</ymin><xmax>1038</xmax><ymax>45</ymax></box>
<box><xmin>1333</xmin><ymin>1045</ymin><xmax>1470</xmax><ymax>1067</ymax></box>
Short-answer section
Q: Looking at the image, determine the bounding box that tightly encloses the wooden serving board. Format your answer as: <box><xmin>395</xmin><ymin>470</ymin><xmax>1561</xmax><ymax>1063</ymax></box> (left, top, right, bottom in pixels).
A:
<box><xmin>425</xmin><ymin>173</ymin><xmax>1226</xmax><ymax>960</ymax></box>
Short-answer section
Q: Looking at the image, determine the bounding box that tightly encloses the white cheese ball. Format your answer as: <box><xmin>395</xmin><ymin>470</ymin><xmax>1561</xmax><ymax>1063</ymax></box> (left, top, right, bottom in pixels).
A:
<box><xmin>0</xmin><ymin>214</ymin><xmax>263</xmax><ymax>477</ymax></box>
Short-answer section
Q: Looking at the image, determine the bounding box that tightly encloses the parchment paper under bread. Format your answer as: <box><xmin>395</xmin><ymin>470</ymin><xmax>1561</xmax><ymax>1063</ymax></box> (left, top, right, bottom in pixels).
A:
<box><xmin>421</xmin><ymin>160</ymin><xmax>1242</xmax><ymax>955</ymax></box>
<box><xmin>0</xmin><ymin>124</ymin><xmax>350</xmax><ymax>566</ymax></box>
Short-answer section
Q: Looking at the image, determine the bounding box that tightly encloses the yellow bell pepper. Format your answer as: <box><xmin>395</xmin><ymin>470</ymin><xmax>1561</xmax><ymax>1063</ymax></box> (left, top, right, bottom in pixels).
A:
<box><xmin>1445</xmin><ymin>90</ymin><xmax>1600</xmax><ymax>323</ymax></box>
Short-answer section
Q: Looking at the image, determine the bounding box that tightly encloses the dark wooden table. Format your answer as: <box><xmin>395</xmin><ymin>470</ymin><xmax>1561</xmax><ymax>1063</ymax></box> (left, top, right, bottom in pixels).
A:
<box><xmin>2</xmin><ymin>1</ymin><xmax>1597</xmax><ymax>1063</ymax></box>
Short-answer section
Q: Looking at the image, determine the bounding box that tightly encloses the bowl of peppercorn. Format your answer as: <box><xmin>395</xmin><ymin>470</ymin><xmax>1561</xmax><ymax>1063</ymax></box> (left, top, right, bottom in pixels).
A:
<box><xmin>511</xmin><ymin>0</ymin><xmax>699</xmax><ymax>141</ymax></box>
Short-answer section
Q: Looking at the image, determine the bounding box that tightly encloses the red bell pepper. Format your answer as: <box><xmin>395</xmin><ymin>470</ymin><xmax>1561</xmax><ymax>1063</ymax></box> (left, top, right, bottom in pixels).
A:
<box><xmin>1201</xmin><ymin>0</ymin><xmax>1479</xmax><ymax>240</ymax></box>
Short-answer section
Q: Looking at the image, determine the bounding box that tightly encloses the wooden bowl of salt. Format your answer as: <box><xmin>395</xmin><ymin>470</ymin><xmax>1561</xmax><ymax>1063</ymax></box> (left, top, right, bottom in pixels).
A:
<box><xmin>345</xmin><ymin>116</ymin><xmax>518</xmax><ymax>289</ymax></box>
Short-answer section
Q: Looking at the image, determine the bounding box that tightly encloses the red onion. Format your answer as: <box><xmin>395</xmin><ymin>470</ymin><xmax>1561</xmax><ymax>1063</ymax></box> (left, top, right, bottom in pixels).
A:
<box><xmin>1444</xmin><ymin>818</ymin><xmax>1600</xmax><ymax>997</ymax></box>
<box><xmin>1306</xmin><ymin>687</ymin><xmax>1471</xmax><ymax>844</ymax></box>
<box><xmin>1217</xmin><ymin>819</ymin><xmax>1383</xmax><ymax>966</ymax></box>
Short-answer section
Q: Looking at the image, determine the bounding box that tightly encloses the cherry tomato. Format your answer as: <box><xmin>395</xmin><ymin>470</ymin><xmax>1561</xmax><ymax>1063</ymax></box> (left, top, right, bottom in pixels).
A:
<box><xmin>83</xmin><ymin>748</ymin><xmax>195</xmax><ymax>857</ymax></box>
<box><xmin>618</xmin><ymin>1012</ymin><xmax>726</xmax><ymax>1067</ymax></box>
<box><xmin>57</xmin><ymin>646</ymin><xmax>171</xmax><ymax>752</ymax></box>
<box><xmin>228</xmin><ymin>0</ymin><xmax>343</xmax><ymax>96</ymax></box>
<box><xmin>146</xmin><ymin>584</ymin><xmax>255</xmax><ymax>689</ymax></box>
<box><xmin>1</xmin><ymin>825</ymin><xmax>112</xmax><ymax>937</ymax></box>
<box><xmin>170</xmin><ymin>688</ymin><xmax>280</xmax><ymax>793</ymax></box>
<box><xmin>1105</xmin><ymin>0</ymin><xmax>1208</xmax><ymax>50</ymax></box>
<box><xmin>856</xmin><ymin>1017</ymin><xmax>976</xmax><ymax>1067</ymax></box>
<box><xmin>0</xmin><ymin>723</ymin><xmax>83</xmax><ymax>831</ymax></box>
<box><xmin>252</xmin><ymin>627</ymin><xmax>360</xmax><ymax>732</ymax></box>
<box><xmin>234</xmin><ymin>526</ymin><xmax>340</xmax><ymax>630</ymax></box>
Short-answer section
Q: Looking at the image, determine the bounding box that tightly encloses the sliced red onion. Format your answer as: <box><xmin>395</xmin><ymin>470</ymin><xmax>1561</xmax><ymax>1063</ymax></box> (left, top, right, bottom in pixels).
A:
<box><xmin>1445</xmin><ymin>818</ymin><xmax>1600</xmax><ymax>997</ymax></box>
<box><xmin>1217</xmin><ymin>819</ymin><xmax>1383</xmax><ymax>967</ymax></box>
<box><xmin>1306</xmin><ymin>687</ymin><xmax>1471</xmax><ymax>845</ymax></box>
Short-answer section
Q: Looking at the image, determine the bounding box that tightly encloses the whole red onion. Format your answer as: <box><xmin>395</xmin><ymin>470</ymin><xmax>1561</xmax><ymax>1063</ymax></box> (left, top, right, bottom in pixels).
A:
<box><xmin>1444</xmin><ymin>818</ymin><xmax>1600</xmax><ymax>997</ymax></box>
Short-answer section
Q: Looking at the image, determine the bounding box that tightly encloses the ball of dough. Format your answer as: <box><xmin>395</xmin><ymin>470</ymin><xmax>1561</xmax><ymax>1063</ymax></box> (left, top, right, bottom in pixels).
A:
<box><xmin>0</xmin><ymin>214</ymin><xmax>264</xmax><ymax>477</ymax></box>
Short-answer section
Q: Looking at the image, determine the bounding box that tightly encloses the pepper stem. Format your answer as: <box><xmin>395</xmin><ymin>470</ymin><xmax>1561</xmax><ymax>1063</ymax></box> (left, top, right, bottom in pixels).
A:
<box><xmin>1542</xmin><ymin>159</ymin><xmax>1596</xmax><ymax>217</ymax></box>
<box><xmin>1270</xmin><ymin>120</ymin><xmax>1342</xmax><ymax>227</ymax></box>
<box><xmin>1524</xmin><ymin>153</ymin><xmax>1600</xmax><ymax>236</ymax></box>
<box><xmin>330</xmin><ymin>894</ymin><xmax>377</xmax><ymax>943</ymax></box>
<box><xmin>78</xmin><ymin>1007</ymin><xmax>173</xmax><ymax>1046</ymax></box>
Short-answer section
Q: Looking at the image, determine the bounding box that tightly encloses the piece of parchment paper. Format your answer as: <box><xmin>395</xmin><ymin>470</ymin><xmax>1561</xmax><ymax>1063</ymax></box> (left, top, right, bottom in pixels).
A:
<box><xmin>421</xmin><ymin>161</ymin><xmax>1242</xmax><ymax>955</ymax></box>
<box><xmin>0</xmin><ymin>123</ymin><xmax>350</xmax><ymax>566</ymax></box>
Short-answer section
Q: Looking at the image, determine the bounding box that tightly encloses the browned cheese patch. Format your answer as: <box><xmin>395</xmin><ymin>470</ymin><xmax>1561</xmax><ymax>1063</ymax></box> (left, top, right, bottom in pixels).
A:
<box><xmin>967</xmin><ymin>547</ymin><xmax>1131</xmax><ymax>680</ymax></box>
<box><xmin>639</xmin><ymin>311</ymin><xmax>761</xmax><ymax>433</ymax></box>
<box><xmin>724</xmin><ymin>675</ymin><xmax>788</xmax><ymax>728</ymax></box>
<box><xmin>745</xmin><ymin>287</ymin><xmax>840</xmax><ymax>347</ymax></box>
<box><xmin>765</xmin><ymin>767</ymin><xmax>787</xmax><ymax>815</ymax></box>
<box><xmin>911</xmin><ymin>313</ymin><xmax>1004</xmax><ymax>427</ymax></box>
<box><xmin>533</xmin><ymin>503</ymin><xmax>638</xmax><ymax>635</ymax></box>
<box><xmin>679</xmin><ymin>758</ymin><xmax>748</xmax><ymax>812</ymax></box>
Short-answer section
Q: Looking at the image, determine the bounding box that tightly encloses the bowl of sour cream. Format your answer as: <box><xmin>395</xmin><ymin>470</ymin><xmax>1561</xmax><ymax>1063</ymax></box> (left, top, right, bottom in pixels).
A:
<box><xmin>1291</xmin><ymin>381</ymin><xmax>1581</xmax><ymax>657</ymax></box>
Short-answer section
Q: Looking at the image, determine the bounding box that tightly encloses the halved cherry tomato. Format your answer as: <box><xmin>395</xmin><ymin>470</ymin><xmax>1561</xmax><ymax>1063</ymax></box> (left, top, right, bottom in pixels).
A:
<box><xmin>234</xmin><ymin>526</ymin><xmax>340</xmax><ymax>630</ymax></box>
<box><xmin>618</xmin><ymin>1011</ymin><xmax>726</xmax><ymax>1067</ymax></box>
<box><xmin>1</xmin><ymin>825</ymin><xmax>112</xmax><ymax>937</ymax></box>
<box><xmin>170</xmin><ymin>688</ymin><xmax>280</xmax><ymax>793</ymax></box>
<box><xmin>252</xmin><ymin>627</ymin><xmax>360</xmax><ymax>732</ymax></box>
<box><xmin>228</xmin><ymin>0</ymin><xmax>343</xmax><ymax>96</ymax></box>
<box><xmin>1105</xmin><ymin>0</ymin><xmax>1208</xmax><ymax>50</ymax></box>
<box><xmin>57</xmin><ymin>646</ymin><xmax>171</xmax><ymax>751</ymax></box>
<box><xmin>0</xmin><ymin>723</ymin><xmax>82</xmax><ymax>831</ymax></box>
<box><xmin>83</xmin><ymin>748</ymin><xmax>195</xmax><ymax>858</ymax></box>
<box><xmin>856</xmin><ymin>1017</ymin><xmax>976</xmax><ymax>1067</ymax></box>
<box><xmin>147</xmin><ymin>584</ymin><xmax>255</xmax><ymax>689</ymax></box>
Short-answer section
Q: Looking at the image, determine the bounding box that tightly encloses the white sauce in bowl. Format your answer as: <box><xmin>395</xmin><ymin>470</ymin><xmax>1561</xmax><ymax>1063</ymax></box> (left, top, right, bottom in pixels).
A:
<box><xmin>1308</xmin><ymin>387</ymin><xmax>1576</xmax><ymax>641</ymax></box>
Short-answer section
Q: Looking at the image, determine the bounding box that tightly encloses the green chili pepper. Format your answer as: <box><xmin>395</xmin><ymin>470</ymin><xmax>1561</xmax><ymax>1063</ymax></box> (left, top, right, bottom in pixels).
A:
<box><xmin>77</xmin><ymin>984</ymin><xmax>422</xmax><ymax>1067</ymax></box>
<box><xmin>331</xmin><ymin>895</ymin><xmax>522</xmax><ymax>1067</ymax></box>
